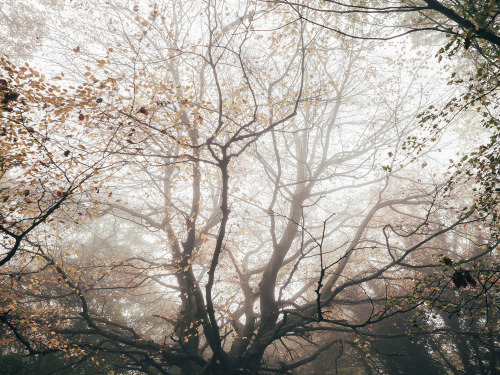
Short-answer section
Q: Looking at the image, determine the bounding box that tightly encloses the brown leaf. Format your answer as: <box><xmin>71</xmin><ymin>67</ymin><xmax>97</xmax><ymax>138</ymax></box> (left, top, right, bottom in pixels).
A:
<box><xmin>464</xmin><ymin>37</ymin><xmax>471</xmax><ymax>50</ymax></box>
<box><xmin>2</xmin><ymin>92</ymin><xmax>19</xmax><ymax>104</ymax></box>
<box><xmin>441</xmin><ymin>256</ymin><xmax>453</xmax><ymax>266</ymax></box>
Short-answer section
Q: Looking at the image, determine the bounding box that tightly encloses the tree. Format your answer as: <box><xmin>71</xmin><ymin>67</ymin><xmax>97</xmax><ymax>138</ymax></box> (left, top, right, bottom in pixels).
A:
<box><xmin>280</xmin><ymin>0</ymin><xmax>500</xmax><ymax>227</ymax></box>
<box><xmin>0</xmin><ymin>1</ymin><xmax>47</xmax><ymax>60</ymax></box>
<box><xmin>0</xmin><ymin>1</ymin><xmax>495</xmax><ymax>374</ymax></box>
<box><xmin>282</xmin><ymin>2</ymin><xmax>500</xmax><ymax>357</ymax></box>
<box><xmin>279</xmin><ymin>1</ymin><xmax>500</xmax><ymax>48</ymax></box>
<box><xmin>0</xmin><ymin>57</ymin><xmax>122</xmax><ymax>266</ymax></box>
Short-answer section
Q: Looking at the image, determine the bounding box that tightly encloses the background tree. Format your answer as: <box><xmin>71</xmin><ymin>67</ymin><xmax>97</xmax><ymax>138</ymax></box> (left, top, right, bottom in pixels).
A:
<box><xmin>280</xmin><ymin>0</ymin><xmax>500</xmax><ymax>226</ymax></box>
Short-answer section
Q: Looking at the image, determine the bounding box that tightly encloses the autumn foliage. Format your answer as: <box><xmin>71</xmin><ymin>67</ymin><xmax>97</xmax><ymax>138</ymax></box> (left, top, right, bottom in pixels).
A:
<box><xmin>1</xmin><ymin>1</ymin><xmax>500</xmax><ymax>375</ymax></box>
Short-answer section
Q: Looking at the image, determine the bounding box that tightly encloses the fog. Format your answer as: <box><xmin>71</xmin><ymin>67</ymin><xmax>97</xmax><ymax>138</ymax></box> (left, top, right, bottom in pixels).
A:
<box><xmin>1</xmin><ymin>1</ymin><xmax>499</xmax><ymax>374</ymax></box>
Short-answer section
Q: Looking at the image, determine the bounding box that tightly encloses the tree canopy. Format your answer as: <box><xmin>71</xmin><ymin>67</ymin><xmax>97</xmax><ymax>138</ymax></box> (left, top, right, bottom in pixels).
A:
<box><xmin>1</xmin><ymin>1</ymin><xmax>500</xmax><ymax>375</ymax></box>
